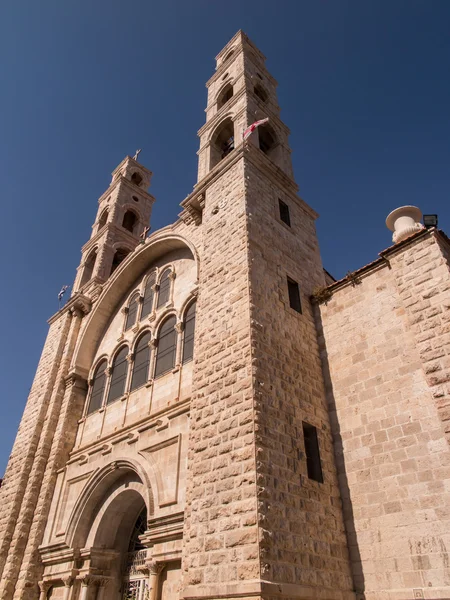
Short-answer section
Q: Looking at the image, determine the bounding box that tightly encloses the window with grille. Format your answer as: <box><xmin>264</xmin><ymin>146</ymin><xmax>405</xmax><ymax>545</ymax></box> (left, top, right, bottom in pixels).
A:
<box><xmin>302</xmin><ymin>422</ymin><xmax>323</xmax><ymax>483</ymax></box>
<box><xmin>182</xmin><ymin>302</ymin><xmax>196</xmax><ymax>363</ymax></box>
<box><xmin>125</xmin><ymin>294</ymin><xmax>140</xmax><ymax>330</ymax></box>
<box><xmin>157</xmin><ymin>269</ymin><xmax>171</xmax><ymax>308</ymax></box>
<box><xmin>154</xmin><ymin>316</ymin><xmax>177</xmax><ymax>377</ymax></box>
<box><xmin>141</xmin><ymin>275</ymin><xmax>155</xmax><ymax>319</ymax></box>
<box><xmin>278</xmin><ymin>199</ymin><xmax>291</xmax><ymax>227</ymax></box>
<box><xmin>130</xmin><ymin>333</ymin><xmax>151</xmax><ymax>391</ymax></box>
<box><xmin>87</xmin><ymin>360</ymin><xmax>107</xmax><ymax>415</ymax></box>
<box><xmin>287</xmin><ymin>277</ymin><xmax>302</xmax><ymax>313</ymax></box>
<box><xmin>107</xmin><ymin>346</ymin><xmax>129</xmax><ymax>404</ymax></box>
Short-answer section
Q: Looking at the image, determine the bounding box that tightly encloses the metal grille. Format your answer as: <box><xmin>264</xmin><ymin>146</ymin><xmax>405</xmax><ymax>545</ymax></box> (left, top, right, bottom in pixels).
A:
<box><xmin>154</xmin><ymin>316</ymin><xmax>177</xmax><ymax>377</ymax></box>
<box><xmin>130</xmin><ymin>333</ymin><xmax>151</xmax><ymax>391</ymax></box>
<box><xmin>107</xmin><ymin>346</ymin><xmax>129</xmax><ymax>404</ymax></box>
<box><xmin>182</xmin><ymin>302</ymin><xmax>196</xmax><ymax>363</ymax></box>
<box><xmin>122</xmin><ymin>578</ymin><xmax>148</xmax><ymax>600</ymax></box>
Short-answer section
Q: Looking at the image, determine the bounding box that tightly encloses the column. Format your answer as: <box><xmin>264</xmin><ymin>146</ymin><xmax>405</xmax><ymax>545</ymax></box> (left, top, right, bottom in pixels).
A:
<box><xmin>147</xmin><ymin>561</ymin><xmax>165</xmax><ymax>600</ymax></box>
<box><xmin>78</xmin><ymin>576</ymin><xmax>95</xmax><ymax>600</ymax></box>
<box><xmin>62</xmin><ymin>577</ymin><xmax>74</xmax><ymax>600</ymax></box>
<box><xmin>38</xmin><ymin>581</ymin><xmax>51</xmax><ymax>600</ymax></box>
<box><xmin>175</xmin><ymin>322</ymin><xmax>184</xmax><ymax>367</ymax></box>
<box><xmin>95</xmin><ymin>578</ymin><xmax>110</xmax><ymax>600</ymax></box>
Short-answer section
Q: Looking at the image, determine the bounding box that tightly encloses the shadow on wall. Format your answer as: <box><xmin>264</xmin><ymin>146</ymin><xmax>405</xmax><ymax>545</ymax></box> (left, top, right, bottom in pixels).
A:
<box><xmin>313</xmin><ymin>304</ymin><xmax>366</xmax><ymax>600</ymax></box>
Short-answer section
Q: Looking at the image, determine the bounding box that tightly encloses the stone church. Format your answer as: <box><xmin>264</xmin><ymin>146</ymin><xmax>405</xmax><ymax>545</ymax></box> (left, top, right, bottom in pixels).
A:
<box><xmin>1</xmin><ymin>30</ymin><xmax>450</xmax><ymax>600</ymax></box>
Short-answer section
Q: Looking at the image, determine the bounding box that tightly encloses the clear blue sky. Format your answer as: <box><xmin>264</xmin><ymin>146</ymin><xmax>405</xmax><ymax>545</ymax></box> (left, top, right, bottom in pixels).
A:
<box><xmin>1</xmin><ymin>1</ymin><xmax>449</xmax><ymax>475</ymax></box>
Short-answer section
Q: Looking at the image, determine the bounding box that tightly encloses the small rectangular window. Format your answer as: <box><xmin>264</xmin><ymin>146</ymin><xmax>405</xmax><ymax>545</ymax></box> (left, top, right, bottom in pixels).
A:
<box><xmin>287</xmin><ymin>277</ymin><xmax>302</xmax><ymax>313</ymax></box>
<box><xmin>302</xmin><ymin>422</ymin><xmax>323</xmax><ymax>483</ymax></box>
<box><xmin>279</xmin><ymin>199</ymin><xmax>291</xmax><ymax>226</ymax></box>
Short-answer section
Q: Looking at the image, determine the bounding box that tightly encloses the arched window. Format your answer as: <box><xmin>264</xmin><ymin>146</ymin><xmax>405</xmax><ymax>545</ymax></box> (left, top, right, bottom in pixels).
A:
<box><xmin>157</xmin><ymin>269</ymin><xmax>172</xmax><ymax>308</ymax></box>
<box><xmin>110</xmin><ymin>248</ymin><xmax>130</xmax><ymax>275</ymax></box>
<box><xmin>254</xmin><ymin>85</ymin><xmax>268</xmax><ymax>103</ymax></box>
<box><xmin>154</xmin><ymin>317</ymin><xmax>177</xmax><ymax>378</ymax></box>
<box><xmin>130</xmin><ymin>332</ymin><xmax>151</xmax><ymax>391</ymax></box>
<box><xmin>217</xmin><ymin>83</ymin><xmax>233</xmax><ymax>109</ymax></box>
<box><xmin>122</xmin><ymin>211</ymin><xmax>137</xmax><ymax>233</ymax></box>
<box><xmin>87</xmin><ymin>360</ymin><xmax>107</xmax><ymax>415</ymax></box>
<box><xmin>107</xmin><ymin>346</ymin><xmax>129</xmax><ymax>404</ymax></box>
<box><xmin>210</xmin><ymin>118</ymin><xmax>234</xmax><ymax>169</ymax></box>
<box><xmin>141</xmin><ymin>274</ymin><xmax>156</xmax><ymax>319</ymax></box>
<box><xmin>224</xmin><ymin>50</ymin><xmax>234</xmax><ymax>62</ymax></box>
<box><xmin>98</xmin><ymin>209</ymin><xmax>108</xmax><ymax>230</ymax></box>
<box><xmin>125</xmin><ymin>293</ymin><xmax>140</xmax><ymax>330</ymax></box>
<box><xmin>258</xmin><ymin>124</ymin><xmax>277</xmax><ymax>156</ymax></box>
<box><xmin>80</xmin><ymin>249</ymin><xmax>97</xmax><ymax>287</ymax></box>
<box><xmin>182</xmin><ymin>302</ymin><xmax>196</xmax><ymax>363</ymax></box>
<box><xmin>131</xmin><ymin>172</ymin><xmax>143</xmax><ymax>186</ymax></box>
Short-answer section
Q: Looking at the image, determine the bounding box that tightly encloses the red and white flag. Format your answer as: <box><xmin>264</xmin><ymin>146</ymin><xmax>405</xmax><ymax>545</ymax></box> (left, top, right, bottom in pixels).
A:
<box><xmin>243</xmin><ymin>117</ymin><xmax>269</xmax><ymax>141</ymax></box>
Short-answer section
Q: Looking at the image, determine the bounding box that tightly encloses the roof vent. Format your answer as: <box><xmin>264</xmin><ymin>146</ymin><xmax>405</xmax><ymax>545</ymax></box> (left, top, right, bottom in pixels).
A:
<box><xmin>386</xmin><ymin>206</ymin><xmax>424</xmax><ymax>243</ymax></box>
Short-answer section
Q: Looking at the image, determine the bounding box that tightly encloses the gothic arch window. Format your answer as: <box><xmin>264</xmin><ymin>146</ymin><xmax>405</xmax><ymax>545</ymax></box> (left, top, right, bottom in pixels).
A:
<box><xmin>87</xmin><ymin>359</ymin><xmax>107</xmax><ymax>415</ymax></box>
<box><xmin>254</xmin><ymin>84</ymin><xmax>268</xmax><ymax>103</ymax></box>
<box><xmin>210</xmin><ymin>118</ymin><xmax>234</xmax><ymax>169</ymax></box>
<box><xmin>154</xmin><ymin>316</ymin><xmax>177</xmax><ymax>378</ymax></box>
<box><xmin>217</xmin><ymin>83</ymin><xmax>233</xmax><ymax>109</ymax></box>
<box><xmin>122</xmin><ymin>210</ymin><xmax>138</xmax><ymax>233</ymax></box>
<box><xmin>130</xmin><ymin>332</ymin><xmax>151</xmax><ymax>391</ymax></box>
<box><xmin>141</xmin><ymin>273</ymin><xmax>156</xmax><ymax>319</ymax></box>
<box><xmin>258</xmin><ymin>124</ymin><xmax>277</xmax><ymax>157</ymax></box>
<box><xmin>80</xmin><ymin>249</ymin><xmax>97</xmax><ymax>287</ymax></box>
<box><xmin>125</xmin><ymin>293</ymin><xmax>140</xmax><ymax>330</ymax></box>
<box><xmin>98</xmin><ymin>208</ymin><xmax>108</xmax><ymax>230</ymax></box>
<box><xmin>110</xmin><ymin>248</ymin><xmax>130</xmax><ymax>275</ymax></box>
<box><xmin>182</xmin><ymin>301</ymin><xmax>196</xmax><ymax>363</ymax></box>
<box><xmin>107</xmin><ymin>346</ymin><xmax>129</xmax><ymax>404</ymax></box>
<box><xmin>157</xmin><ymin>269</ymin><xmax>172</xmax><ymax>309</ymax></box>
<box><xmin>131</xmin><ymin>172</ymin><xmax>143</xmax><ymax>187</ymax></box>
<box><xmin>224</xmin><ymin>49</ymin><xmax>234</xmax><ymax>62</ymax></box>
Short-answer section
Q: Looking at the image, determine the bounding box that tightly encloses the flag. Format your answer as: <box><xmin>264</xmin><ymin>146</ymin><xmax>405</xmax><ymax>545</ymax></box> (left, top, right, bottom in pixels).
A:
<box><xmin>243</xmin><ymin>117</ymin><xmax>269</xmax><ymax>142</ymax></box>
<box><xmin>58</xmin><ymin>285</ymin><xmax>69</xmax><ymax>302</ymax></box>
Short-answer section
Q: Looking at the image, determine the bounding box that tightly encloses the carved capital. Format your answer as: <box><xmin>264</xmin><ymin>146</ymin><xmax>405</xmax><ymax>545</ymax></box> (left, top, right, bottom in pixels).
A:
<box><xmin>78</xmin><ymin>575</ymin><xmax>97</xmax><ymax>587</ymax></box>
<box><xmin>168</xmin><ymin>271</ymin><xmax>176</xmax><ymax>281</ymax></box>
<box><xmin>150</xmin><ymin>338</ymin><xmax>158</xmax><ymax>348</ymax></box>
<box><xmin>38</xmin><ymin>581</ymin><xmax>51</xmax><ymax>594</ymax></box>
<box><xmin>146</xmin><ymin>560</ymin><xmax>165</xmax><ymax>576</ymax></box>
<box><xmin>105</xmin><ymin>366</ymin><xmax>112</xmax><ymax>376</ymax></box>
<box><xmin>175</xmin><ymin>322</ymin><xmax>184</xmax><ymax>334</ymax></box>
<box><xmin>151</xmin><ymin>283</ymin><xmax>159</xmax><ymax>293</ymax></box>
<box><xmin>64</xmin><ymin>371</ymin><xmax>88</xmax><ymax>391</ymax></box>
<box><xmin>62</xmin><ymin>576</ymin><xmax>74</xmax><ymax>588</ymax></box>
<box><xmin>137</xmin><ymin>295</ymin><xmax>145</xmax><ymax>304</ymax></box>
<box><xmin>126</xmin><ymin>353</ymin><xmax>134</xmax><ymax>363</ymax></box>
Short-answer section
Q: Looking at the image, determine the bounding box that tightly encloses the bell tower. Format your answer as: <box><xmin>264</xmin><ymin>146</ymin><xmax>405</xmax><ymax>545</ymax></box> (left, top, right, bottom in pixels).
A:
<box><xmin>197</xmin><ymin>30</ymin><xmax>294</xmax><ymax>182</ymax></box>
<box><xmin>73</xmin><ymin>154</ymin><xmax>155</xmax><ymax>296</ymax></box>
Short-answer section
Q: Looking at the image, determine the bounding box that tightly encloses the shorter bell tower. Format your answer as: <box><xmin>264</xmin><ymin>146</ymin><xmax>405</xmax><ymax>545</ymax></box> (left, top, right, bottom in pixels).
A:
<box><xmin>73</xmin><ymin>155</ymin><xmax>155</xmax><ymax>296</ymax></box>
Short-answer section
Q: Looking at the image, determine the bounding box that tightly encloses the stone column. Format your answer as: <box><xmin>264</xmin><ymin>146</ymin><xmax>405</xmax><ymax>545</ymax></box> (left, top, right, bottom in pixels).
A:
<box><xmin>78</xmin><ymin>576</ymin><xmax>95</xmax><ymax>600</ymax></box>
<box><xmin>38</xmin><ymin>581</ymin><xmax>51</xmax><ymax>600</ymax></box>
<box><xmin>175</xmin><ymin>322</ymin><xmax>184</xmax><ymax>367</ymax></box>
<box><xmin>62</xmin><ymin>577</ymin><xmax>74</xmax><ymax>600</ymax></box>
<box><xmin>95</xmin><ymin>578</ymin><xmax>110</xmax><ymax>600</ymax></box>
<box><xmin>147</xmin><ymin>561</ymin><xmax>164</xmax><ymax>600</ymax></box>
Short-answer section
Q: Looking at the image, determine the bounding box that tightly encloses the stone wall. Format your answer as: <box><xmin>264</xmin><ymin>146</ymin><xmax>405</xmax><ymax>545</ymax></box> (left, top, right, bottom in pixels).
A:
<box><xmin>317</xmin><ymin>231</ymin><xmax>450</xmax><ymax>600</ymax></box>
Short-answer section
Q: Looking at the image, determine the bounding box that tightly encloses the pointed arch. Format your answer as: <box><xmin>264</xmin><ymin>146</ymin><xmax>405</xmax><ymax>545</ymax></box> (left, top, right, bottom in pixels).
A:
<box><xmin>217</xmin><ymin>82</ymin><xmax>233</xmax><ymax>109</ymax></box>
<box><xmin>122</xmin><ymin>210</ymin><xmax>138</xmax><ymax>234</ymax></box>
<box><xmin>98</xmin><ymin>208</ymin><xmax>109</xmax><ymax>231</ymax></box>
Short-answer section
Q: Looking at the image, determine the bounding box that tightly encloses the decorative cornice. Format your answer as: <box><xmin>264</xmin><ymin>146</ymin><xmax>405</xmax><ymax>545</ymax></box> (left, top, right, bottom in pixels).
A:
<box><xmin>48</xmin><ymin>293</ymin><xmax>92</xmax><ymax>325</ymax></box>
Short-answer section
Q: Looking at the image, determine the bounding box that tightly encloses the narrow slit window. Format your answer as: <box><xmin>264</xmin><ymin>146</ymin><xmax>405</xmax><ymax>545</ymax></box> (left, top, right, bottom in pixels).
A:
<box><xmin>279</xmin><ymin>199</ymin><xmax>291</xmax><ymax>227</ymax></box>
<box><xmin>141</xmin><ymin>275</ymin><xmax>155</xmax><ymax>319</ymax></box>
<box><xmin>107</xmin><ymin>346</ymin><xmax>129</xmax><ymax>404</ymax></box>
<box><xmin>182</xmin><ymin>302</ymin><xmax>196</xmax><ymax>363</ymax></box>
<box><xmin>154</xmin><ymin>316</ymin><xmax>177</xmax><ymax>377</ymax></box>
<box><xmin>130</xmin><ymin>332</ymin><xmax>151</xmax><ymax>391</ymax></box>
<box><xmin>87</xmin><ymin>360</ymin><xmax>107</xmax><ymax>415</ymax></box>
<box><xmin>157</xmin><ymin>269</ymin><xmax>171</xmax><ymax>308</ymax></box>
<box><xmin>125</xmin><ymin>294</ymin><xmax>140</xmax><ymax>330</ymax></box>
<box><xmin>302</xmin><ymin>422</ymin><xmax>323</xmax><ymax>483</ymax></box>
<box><xmin>287</xmin><ymin>277</ymin><xmax>302</xmax><ymax>313</ymax></box>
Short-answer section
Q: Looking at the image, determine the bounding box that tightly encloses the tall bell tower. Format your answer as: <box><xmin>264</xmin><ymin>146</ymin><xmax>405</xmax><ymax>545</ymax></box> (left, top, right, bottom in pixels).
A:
<box><xmin>182</xmin><ymin>31</ymin><xmax>354</xmax><ymax>600</ymax></box>
<box><xmin>73</xmin><ymin>154</ymin><xmax>155</xmax><ymax>297</ymax></box>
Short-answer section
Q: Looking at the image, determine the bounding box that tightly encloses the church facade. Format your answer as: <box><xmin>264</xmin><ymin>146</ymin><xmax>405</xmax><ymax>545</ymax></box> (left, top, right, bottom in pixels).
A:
<box><xmin>1</xmin><ymin>31</ymin><xmax>450</xmax><ymax>600</ymax></box>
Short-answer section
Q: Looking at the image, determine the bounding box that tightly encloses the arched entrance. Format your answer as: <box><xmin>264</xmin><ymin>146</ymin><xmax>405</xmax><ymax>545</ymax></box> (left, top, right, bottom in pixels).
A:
<box><xmin>121</xmin><ymin>507</ymin><xmax>148</xmax><ymax>600</ymax></box>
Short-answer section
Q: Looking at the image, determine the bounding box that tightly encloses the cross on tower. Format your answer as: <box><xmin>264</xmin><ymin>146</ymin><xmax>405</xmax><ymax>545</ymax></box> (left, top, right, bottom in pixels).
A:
<box><xmin>140</xmin><ymin>226</ymin><xmax>150</xmax><ymax>242</ymax></box>
<box><xmin>133</xmin><ymin>149</ymin><xmax>142</xmax><ymax>161</ymax></box>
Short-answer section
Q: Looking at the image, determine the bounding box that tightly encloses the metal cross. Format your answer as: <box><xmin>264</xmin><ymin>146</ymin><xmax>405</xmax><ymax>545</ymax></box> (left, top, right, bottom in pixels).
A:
<box><xmin>133</xmin><ymin>149</ymin><xmax>142</xmax><ymax>161</ymax></box>
<box><xmin>140</xmin><ymin>226</ymin><xmax>150</xmax><ymax>242</ymax></box>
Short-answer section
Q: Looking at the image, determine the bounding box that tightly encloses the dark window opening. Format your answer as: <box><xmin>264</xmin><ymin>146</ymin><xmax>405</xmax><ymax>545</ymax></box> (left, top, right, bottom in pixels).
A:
<box><xmin>125</xmin><ymin>293</ymin><xmax>140</xmax><ymax>330</ymax></box>
<box><xmin>87</xmin><ymin>360</ymin><xmax>107</xmax><ymax>415</ymax></box>
<box><xmin>256</xmin><ymin>72</ymin><xmax>263</xmax><ymax>80</ymax></box>
<box><xmin>302</xmin><ymin>422</ymin><xmax>323</xmax><ymax>483</ymax></box>
<box><xmin>131</xmin><ymin>172</ymin><xmax>143</xmax><ymax>186</ymax></box>
<box><xmin>130</xmin><ymin>332</ymin><xmax>151</xmax><ymax>391</ymax></box>
<box><xmin>254</xmin><ymin>85</ymin><xmax>268</xmax><ymax>103</ymax></box>
<box><xmin>122</xmin><ymin>210</ymin><xmax>137</xmax><ymax>233</ymax></box>
<box><xmin>287</xmin><ymin>277</ymin><xmax>302</xmax><ymax>313</ymax></box>
<box><xmin>279</xmin><ymin>199</ymin><xmax>291</xmax><ymax>227</ymax></box>
<box><xmin>110</xmin><ymin>248</ymin><xmax>130</xmax><ymax>275</ymax></box>
<box><xmin>154</xmin><ymin>316</ymin><xmax>177</xmax><ymax>377</ymax></box>
<box><xmin>107</xmin><ymin>346</ymin><xmax>129</xmax><ymax>404</ymax></box>
<box><xmin>210</xmin><ymin>118</ymin><xmax>234</xmax><ymax>169</ymax></box>
<box><xmin>157</xmin><ymin>270</ymin><xmax>171</xmax><ymax>308</ymax></box>
<box><xmin>132</xmin><ymin>195</ymin><xmax>139</xmax><ymax>202</ymax></box>
<box><xmin>182</xmin><ymin>302</ymin><xmax>196</xmax><ymax>363</ymax></box>
<box><xmin>217</xmin><ymin>83</ymin><xmax>233</xmax><ymax>109</ymax></box>
<box><xmin>98</xmin><ymin>209</ymin><xmax>108</xmax><ymax>230</ymax></box>
<box><xmin>224</xmin><ymin>50</ymin><xmax>234</xmax><ymax>62</ymax></box>
<box><xmin>259</xmin><ymin>125</ymin><xmax>276</xmax><ymax>155</ymax></box>
<box><xmin>141</xmin><ymin>275</ymin><xmax>155</xmax><ymax>319</ymax></box>
<box><xmin>80</xmin><ymin>250</ymin><xmax>97</xmax><ymax>287</ymax></box>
